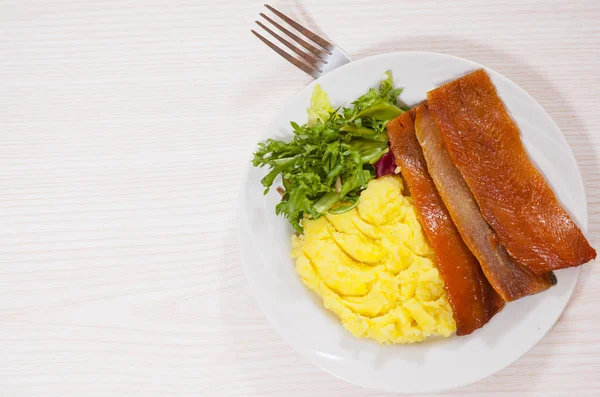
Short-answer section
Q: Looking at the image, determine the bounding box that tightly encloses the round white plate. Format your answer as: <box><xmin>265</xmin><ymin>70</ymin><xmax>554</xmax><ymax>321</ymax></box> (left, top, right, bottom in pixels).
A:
<box><xmin>238</xmin><ymin>52</ymin><xmax>588</xmax><ymax>394</ymax></box>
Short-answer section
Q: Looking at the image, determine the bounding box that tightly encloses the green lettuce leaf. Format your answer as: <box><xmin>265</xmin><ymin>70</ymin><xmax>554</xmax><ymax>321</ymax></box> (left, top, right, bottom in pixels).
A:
<box><xmin>306</xmin><ymin>84</ymin><xmax>333</xmax><ymax>126</ymax></box>
<box><xmin>252</xmin><ymin>71</ymin><xmax>404</xmax><ymax>232</ymax></box>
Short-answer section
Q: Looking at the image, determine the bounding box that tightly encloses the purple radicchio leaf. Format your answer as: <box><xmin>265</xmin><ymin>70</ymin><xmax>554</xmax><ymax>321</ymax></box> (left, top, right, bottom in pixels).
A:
<box><xmin>375</xmin><ymin>149</ymin><xmax>397</xmax><ymax>177</ymax></box>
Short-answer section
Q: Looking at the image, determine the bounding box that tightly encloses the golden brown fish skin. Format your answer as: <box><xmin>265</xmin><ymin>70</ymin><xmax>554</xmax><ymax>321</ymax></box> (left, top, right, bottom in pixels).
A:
<box><xmin>414</xmin><ymin>104</ymin><xmax>554</xmax><ymax>301</ymax></box>
<box><xmin>387</xmin><ymin>110</ymin><xmax>504</xmax><ymax>336</ymax></box>
<box><xmin>427</xmin><ymin>69</ymin><xmax>596</xmax><ymax>275</ymax></box>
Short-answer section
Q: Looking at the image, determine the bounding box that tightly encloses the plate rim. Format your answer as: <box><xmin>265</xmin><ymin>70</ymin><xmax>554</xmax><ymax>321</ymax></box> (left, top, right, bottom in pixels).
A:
<box><xmin>238</xmin><ymin>50</ymin><xmax>587</xmax><ymax>394</ymax></box>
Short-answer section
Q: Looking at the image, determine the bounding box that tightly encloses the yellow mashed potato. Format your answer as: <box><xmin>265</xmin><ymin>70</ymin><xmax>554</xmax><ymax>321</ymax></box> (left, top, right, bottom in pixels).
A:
<box><xmin>291</xmin><ymin>175</ymin><xmax>456</xmax><ymax>343</ymax></box>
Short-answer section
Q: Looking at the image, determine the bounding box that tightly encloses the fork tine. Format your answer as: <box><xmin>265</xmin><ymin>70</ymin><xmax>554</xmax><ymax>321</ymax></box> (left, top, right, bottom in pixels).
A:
<box><xmin>255</xmin><ymin>21</ymin><xmax>324</xmax><ymax>67</ymax></box>
<box><xmin>264</xmin><ymin>4</ymin><xmax>333</xmax><ymax>53</ymax></box>
<box><xmin>251</xmin><ymin>30</ymin><xmax>321</xmax><ymax>79</ymax></box>
<box><xmin>259</xmin><ymin>13</ymin><xmax>328</xmax><ymax>60</ymax></box>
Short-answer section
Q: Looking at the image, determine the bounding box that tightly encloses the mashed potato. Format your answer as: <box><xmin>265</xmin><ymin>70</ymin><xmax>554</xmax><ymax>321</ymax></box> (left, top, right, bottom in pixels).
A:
<box><xmin>291</xmin><ymin>175</ymin><xmax>456</xmax><ymax>343</ymax></box>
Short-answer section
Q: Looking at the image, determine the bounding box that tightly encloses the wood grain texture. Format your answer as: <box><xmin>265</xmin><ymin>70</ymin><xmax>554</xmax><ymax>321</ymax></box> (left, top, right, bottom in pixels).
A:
<box><xmin>0</xmin><ymin>0</ymin><xmax>598</xmax><ymax>396</ymax></box>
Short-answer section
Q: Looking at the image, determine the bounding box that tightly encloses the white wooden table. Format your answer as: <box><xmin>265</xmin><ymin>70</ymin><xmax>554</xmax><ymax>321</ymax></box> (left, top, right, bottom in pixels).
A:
<box><xmin>1</xmin><ymin>1</ymin><xmax>598</xmax><ymax>396</ymax></box>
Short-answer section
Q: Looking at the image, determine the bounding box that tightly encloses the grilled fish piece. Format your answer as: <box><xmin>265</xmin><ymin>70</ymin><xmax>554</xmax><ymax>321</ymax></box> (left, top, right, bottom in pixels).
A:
<box><xmin>387</xmin><ymin>110</ymin><xmax>504</xmax><ymax>335</ymax></box>
<box><xmin>414</xmin><ymin>104</ymin><xmax>555</xmax><ymax>301</ymax></box>
<box><xmin>427</xmin><ymin>69</ymin><xmax>595</xmax><ymax>275</ymax></box>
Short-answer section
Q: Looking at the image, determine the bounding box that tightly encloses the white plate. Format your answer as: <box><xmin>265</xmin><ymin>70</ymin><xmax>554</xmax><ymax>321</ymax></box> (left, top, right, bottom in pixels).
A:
<box><xmin>238</xmin><ymin>52</ymin><xmax>588</xmax><ymax>394</ymax></box>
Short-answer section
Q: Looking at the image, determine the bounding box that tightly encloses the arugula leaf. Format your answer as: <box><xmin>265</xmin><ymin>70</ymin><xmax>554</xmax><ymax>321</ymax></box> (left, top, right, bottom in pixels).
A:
<box><xmin>252</xmin><ymin>71</ymin><xmax>404</xmax><ymax>232</ymax></box>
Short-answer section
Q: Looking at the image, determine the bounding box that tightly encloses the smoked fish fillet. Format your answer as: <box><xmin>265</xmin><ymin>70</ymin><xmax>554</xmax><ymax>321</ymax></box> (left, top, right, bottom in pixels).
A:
<box><xmin>414</xmin><ymin>104</ymin><xmax>555</xmax><ymax>301</ymax></box>
<box><xmin>387</xmin><ymin>110</ymin><xmax>504</xmax><ymax>335</ymax></box>
<box><xmin>427</xmin><ymin>69</ymin><xmax>596</xmax><ymax>275</ymax></box>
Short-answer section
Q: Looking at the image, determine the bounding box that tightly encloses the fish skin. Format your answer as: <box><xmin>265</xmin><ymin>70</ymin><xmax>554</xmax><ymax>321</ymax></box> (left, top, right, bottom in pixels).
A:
<box><xmin>427</xmin><ymin>69</ymin><xmax>596</xmax><ymax>275</ymax></box>
<box><xmin>414</xmin><ymin>104</ymin><xmax>554</xmax><ymax>301</ymax></box>
<box><xmin>387</xmin><ymin>110</ymin><xmax>504</xmax><ymax>336</ymax></box>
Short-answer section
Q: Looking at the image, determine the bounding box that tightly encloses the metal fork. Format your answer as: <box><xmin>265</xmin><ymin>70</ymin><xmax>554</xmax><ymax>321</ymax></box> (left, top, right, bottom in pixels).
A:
<box><xmin>251</xmin><ymin>4</ymin><xmax>351</xmax><ymax>79</ymax></box>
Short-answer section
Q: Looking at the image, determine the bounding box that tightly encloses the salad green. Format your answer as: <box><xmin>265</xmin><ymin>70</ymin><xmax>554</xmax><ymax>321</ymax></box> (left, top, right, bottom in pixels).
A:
<box><xmin>252</xmin><ymin>71</ymin><xmax>405</xmax><ymax>232</ymax></box>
